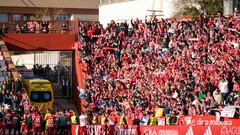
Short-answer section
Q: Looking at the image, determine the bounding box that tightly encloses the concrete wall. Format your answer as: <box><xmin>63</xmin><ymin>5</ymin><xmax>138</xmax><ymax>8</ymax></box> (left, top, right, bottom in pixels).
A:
<box><xmin>0</xmin><ymin>0</ymin><xmax>99</xmax><ymax>9</ymax></box>
<box><xmin>71</xmin><ymin>14</ymin><xmax>99</xmax><ymax>21</ymax></box>
<box><xmin>11</xmin><ymin>52</ymin><xmax>60</xmax><ymax>69</ymax></box>
<box><xmin>99</xmin><ymin>0</ymin><xmax>174</xmax><ymax>26</ymax></box>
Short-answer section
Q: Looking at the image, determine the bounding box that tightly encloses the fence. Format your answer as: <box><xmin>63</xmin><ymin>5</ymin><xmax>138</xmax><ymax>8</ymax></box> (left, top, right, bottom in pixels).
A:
<box><xmin>3</xmin><ymin>20</ymin><xmax>78</xmax><ymax>34</ymax></box>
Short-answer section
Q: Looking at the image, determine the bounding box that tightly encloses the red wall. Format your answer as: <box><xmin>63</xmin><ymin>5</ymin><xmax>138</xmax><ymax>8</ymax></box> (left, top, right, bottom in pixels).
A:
<box><xmin>73</xmin><ymin>42</ymin><xmax>86</xmax><ymax>113</ymax></box>
<box><xmin>4</xmin><ymin>33</ymin><xmax>76</xmax><ymax>51</ymax></box>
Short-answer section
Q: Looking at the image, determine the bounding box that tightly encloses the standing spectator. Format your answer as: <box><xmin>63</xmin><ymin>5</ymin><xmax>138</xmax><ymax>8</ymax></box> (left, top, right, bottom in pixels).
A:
<box><xmin>5</xmin><ymin>109</ymin><xmax>13</xmax><ymax>134</ymax></box>
<box><xmin>4</xmin><ymin>90</ymin><xmax>12</xmax><ymax>106</ymax></box>
<box><xmin>13</xmin><ymin>111</ymin><xmax>21</xmax><ymax>135</ymax></box>
<box><xmin>213</xmin><ymin>89</ymin><xmax>222</xmax><ymax>105</ymax></box>
<box><xmin>20</xmin><ymin>119</ymin><xmax>28</xmax><ymax>135</ymax></box>
<box><xmin>46</xmin><ymin>112</ymin><xmax>56</xmax><ymax>135</ymax></box>
<box><xmin>13</xmin><ymin>78</ymin><xmax>22</xmax><ymax>95</ymax></box>
<box><xmin>25</xmin><ymin>111</ymin><xmax>33</xmax><ymax>135</ymax></box>
<box><xmin>79</xmin><ymin>112</ymin><xmax>87</xmax><ymax>135</ymax></box>
<box><xmin>0</xmin><ymin>113</ymin><xmax>5</xmax><ymax>135</ymax></box>
<box><xmin>132</xmin><ymin>115</ymin><xmax>140</xmax><ymax>125</ymax></box>
<box><xmin>0</xmin><ymin>90</ymin><xmax>4</xmax><ymax>107</ymax></box>
<box><xmin>219</xmin><ymin>76</ymin><xmax>229</xmax><ymax>104</ymax></box>
<box><xmin>12</xmin><ymin>95</ymin><xmax>20</xmax><ymax>111</ymax></box>
<box><xmin>65</xmin><ymin>109</ymin><xmax>72</xmax><ymax>135</ymax></box>
<box><xmin>32</xmin><ymin>111</ymin><xmax>42</xmax><ymax>135</ymax></box>
<box><xmin>0</xmin><ymin>24</ymin><xmax>4</xmax><ymax>39</ymax></box>
<box><xmin>58</xmin><ymin>111</ymin><xmax>68</xmax><ymax>135</ymax></box>
<box><xmin>71</xmin><ymin>111</ymin><xmax>79</xmax><ymax>125</ymax></box>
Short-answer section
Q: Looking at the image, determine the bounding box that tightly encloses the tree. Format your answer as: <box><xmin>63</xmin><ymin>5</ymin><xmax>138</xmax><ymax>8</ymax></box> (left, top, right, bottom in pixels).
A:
<box><xmin>173</xmin><ymin>0</ymin><xmax>223</xmax><ymax>16</ymax></box>
<box><xmin>34</xmin><ymin>7</ymin><xmax>64</xmax><ymax>20</ymax></box>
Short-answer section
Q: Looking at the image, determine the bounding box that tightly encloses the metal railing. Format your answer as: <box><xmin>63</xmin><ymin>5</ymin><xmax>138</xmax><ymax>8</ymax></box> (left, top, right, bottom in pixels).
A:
<box><xmin>1</xmin><ymin>20</ymin><xmax>78</xmax><ymax>34</ymax></box>
<box><xmin>100</xmin><ymin>0</ymin><xmax>136</xmax><ymax>5</ymax></box>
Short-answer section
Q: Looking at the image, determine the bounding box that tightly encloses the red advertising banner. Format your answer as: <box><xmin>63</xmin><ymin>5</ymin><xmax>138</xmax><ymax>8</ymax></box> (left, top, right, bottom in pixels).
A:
<box><xmin>71</xmin><ymin>116</ymin><xmax>240</xmax><ymax>135</ymax></box>
<box><xmin>179</xmin><ymin>116</ymin><xmax>240</xmax><ymax>126</ymax></box>
<box><xmin>72</xmin><ymin>125</ymin><xmax>240</xmax><ymax>135</ymax></box>
<box><xmin>140</xmin><ymin>126</ymin><xmax>188</xmax><ymax>135</ymax></box>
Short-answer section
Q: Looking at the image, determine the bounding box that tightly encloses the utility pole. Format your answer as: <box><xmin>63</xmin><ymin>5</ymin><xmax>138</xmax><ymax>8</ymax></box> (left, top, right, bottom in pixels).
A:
<box><xmin>147</xmin><ymin>0</ymin><xmax>163</xmax><ymax>19</ymax></box>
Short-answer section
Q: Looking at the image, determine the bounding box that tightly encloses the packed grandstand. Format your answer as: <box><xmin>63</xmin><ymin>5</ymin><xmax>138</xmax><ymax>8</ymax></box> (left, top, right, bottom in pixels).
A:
<box><xmin>78</xmin><ymin>14</ymin><xmax>240</xmax><ymax>117</ymax></box>
<box><xmin>0</xmin><ymin>13</ymin><xmax>239</xmax><ymax>135</ymax></box>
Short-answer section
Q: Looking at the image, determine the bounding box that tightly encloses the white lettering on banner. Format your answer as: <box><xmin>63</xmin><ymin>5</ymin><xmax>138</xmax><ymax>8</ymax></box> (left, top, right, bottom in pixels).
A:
<box><xmin>190</xmin><ymin>119</ymin><xmax>232</xmax><ymax>126</ymax></box>
<box><xmin>86</xmin><ymin>125</ymin><xmax>106</xmax><ymax>135</ymax></box>
<box><xmin>184</xmin><ymin>117</ymin><xmax>192</xmax><ymax>125</ymax></box>
<box><xmin>203</xmin><ymin>126</ymin><xmax>212</xmax><ymax>135</ymax></box>
<box><xmin>221</xmin><ymin>126</ymin><xmax>240</xmax><ymax>135</ymax></box>
<box><xmin>114</xmin><ymin>126</ymin><xmax>137</xmax><ymax>135</ymax></box>
<box><xmin>86</xmin><ymin>125</ymin><xmax>137</xmax><ymax>135</ymax></box>
<box><xmin>143</xmin><ymin>128</ymin><xmax>178</xmax><ymax>135</ymax></box>
<box><xmin>209</xmin><ymin>120</ymin><xmax>232</xmax><ymax>126</ymax></box>
<box><xmin>185</xmin><ymin>126</ymin><xmax>193</xmax><ymax>135</ymax></box>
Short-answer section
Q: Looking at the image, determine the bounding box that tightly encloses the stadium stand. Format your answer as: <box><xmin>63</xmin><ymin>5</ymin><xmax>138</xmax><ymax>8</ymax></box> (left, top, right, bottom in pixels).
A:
<box><xmin>0</xmin><ymin>13</ymin><xmax>240</xmax><ymax>134</ymax></box>
<box><xmin>77</xmin><ymin>14</ymin><xmax>240</xmax><ymax>125</ymax></box>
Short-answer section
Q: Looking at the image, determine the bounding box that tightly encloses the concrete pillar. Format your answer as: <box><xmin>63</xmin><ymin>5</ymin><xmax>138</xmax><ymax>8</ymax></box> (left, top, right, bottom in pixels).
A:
<box><xmin>224</xmin><ymin>0</ymin><xmax>233</xmax><ymax>15</ymax></box>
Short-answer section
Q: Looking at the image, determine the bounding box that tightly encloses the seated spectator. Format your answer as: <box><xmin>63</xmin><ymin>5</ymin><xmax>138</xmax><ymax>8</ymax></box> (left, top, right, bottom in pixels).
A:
<box><xmin>61</xmin><ymin>22</ymin><xmax>69</xmax><ymax>33</ymax></box>
<box><xmin>15</xmin><ymin>24</ymin><xmax>20</xmax><ymax>34</ymax></box>
<box><xmin>27</xmin><ymin>20</ymin><xmax>36</xmax><ymax>33</ymax></box>
<box><xmin>41</xmin><ymin>20</ymin><xmax>49</xmax><ymax>33</ymax></box>
<box><xmin>20</xmin><ymin>24</ymin><xmax>27</xmax><ymax>33</ymax></box>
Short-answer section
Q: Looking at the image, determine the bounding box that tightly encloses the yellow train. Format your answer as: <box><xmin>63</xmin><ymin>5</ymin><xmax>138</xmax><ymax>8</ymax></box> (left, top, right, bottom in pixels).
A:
<box><xmin>16</xmin><ymin>65</ymin><xmax>54</xmax><ymax>113</ymax></box>
<box><xmin>22</xmin><ymin>79</ymin><xmax>54</xmax><ymax>113</ymax></box>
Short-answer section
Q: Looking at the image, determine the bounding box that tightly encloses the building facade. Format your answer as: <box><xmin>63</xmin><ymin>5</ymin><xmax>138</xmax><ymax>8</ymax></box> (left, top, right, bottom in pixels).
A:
<box><xmin>99</xmin><ymin>0</ymin><xmax>174</xmax><ymax>27</ymax></box>
<box><xmin>0</xmin><ymin>0</ymin><xmax>99</xmax><ymax>28</ymax></box>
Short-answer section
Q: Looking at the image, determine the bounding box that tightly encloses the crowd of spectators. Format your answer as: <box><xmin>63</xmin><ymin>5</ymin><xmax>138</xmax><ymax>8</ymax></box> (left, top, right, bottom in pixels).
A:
<box><xmin>32</xmin><ymin>64</ymin><xmax>69</xmax><ymax>86</ymax></box>
<box><xmin>15</xmin><ymin>20</ymin><xmax>49</xmax><ymax>34</ymax></box>
<box><xmin>78</xmin><ymin>13</ymin><xmax>240</xmax><ymax>121</ymax></box>
<box><xmin>15</xmin><ymin>20</ymin><xmax>70</xmax><ymax>34</ymax></box>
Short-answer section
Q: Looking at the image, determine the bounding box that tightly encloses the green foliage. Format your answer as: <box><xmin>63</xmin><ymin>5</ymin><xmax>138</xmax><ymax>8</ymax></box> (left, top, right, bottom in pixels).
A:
<box><xmin>180</xmin><ymin>7</ymin><xmax>201</xmax><ymax>16</ymax></box>
<box><xmin>198</xmin><ymin>0</ymin><xmax>223</xmax><ymax>15</ymax></box>
<box><xmin>173</xmin><ymin>0</ymin><xmax>223</xmax><ymax>16</ymax></box>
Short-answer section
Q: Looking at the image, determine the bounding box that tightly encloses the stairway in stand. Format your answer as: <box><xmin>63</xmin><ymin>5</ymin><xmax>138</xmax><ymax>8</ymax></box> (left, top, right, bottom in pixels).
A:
<box><xmin>0</xmin><ymin>41</ymin><xmax>19</xmax><ymax>80</ymax></box>
<box><xmin>0</xmin><ymin>41</ymin><xmax>27</xmax><ymax>99</ymax></box>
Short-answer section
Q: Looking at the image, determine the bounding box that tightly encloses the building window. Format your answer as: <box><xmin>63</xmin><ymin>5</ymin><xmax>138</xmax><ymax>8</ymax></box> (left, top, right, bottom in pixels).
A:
<box><xmin>55</xmin><ymin>14</ymin><xmax>71</xmax><ymax>20</ymax></box>
<box><xmin>0</xmin><ymin>14</ymin><xmax>8</xmax><ymax>22</ymax></box>
<box><xmin>23</xmin><ymin>16</ymin><xmax>29</xmax><ymax>21</ymax></box>
<box><xmin>13</xmin><ymin>15</ymin><xmax>21</xmax><ymax>21</ymax></box>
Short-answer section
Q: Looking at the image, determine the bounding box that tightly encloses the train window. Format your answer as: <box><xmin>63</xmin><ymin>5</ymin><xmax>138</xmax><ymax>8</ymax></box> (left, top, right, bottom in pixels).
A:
<box><xmin>43</xmin><ymin>92</ymin><xmax>51</xmax><ymax>101</ymax></box>
<box><xmin>30</xmin><ymin>91</ymin><xmax>52</xmax><ymax>102</ymax></box>
<box><xmin>30</xmin><ymin>92</ymin><xmax>40</xmax><ymax>102</ymax></box>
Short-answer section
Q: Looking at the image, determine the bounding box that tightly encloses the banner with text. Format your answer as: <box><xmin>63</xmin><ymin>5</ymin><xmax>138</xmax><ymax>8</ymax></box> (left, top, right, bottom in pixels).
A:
<box><xmin>72</xmin><ymin>124</ymin><xmax>240</xmax><ymax>135</ymax></box>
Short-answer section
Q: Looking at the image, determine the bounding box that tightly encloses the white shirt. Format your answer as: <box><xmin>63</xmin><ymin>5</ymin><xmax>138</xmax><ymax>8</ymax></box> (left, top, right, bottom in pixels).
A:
<box><xmin>213</xmin><ymin>90</ymin><xmax>222</xmax><ymax>104</ymax></box>
<box><xmin>79</xmin><ymin>115</ymin><xmax>87</xmax><ymax>127</ymax></box>
<box><xmin>219</xmin><ymin>80</ymin><xmax>229</xmax><ymax>93</ymax></box>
